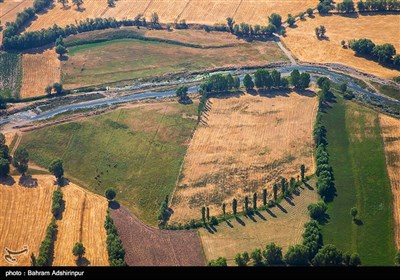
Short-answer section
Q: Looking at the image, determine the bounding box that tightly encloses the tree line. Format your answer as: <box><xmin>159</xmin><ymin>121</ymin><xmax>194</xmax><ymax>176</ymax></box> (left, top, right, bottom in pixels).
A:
<box><xmin>32</xmin><ymin>218</ymin><xmax>58</xmax><ymax>265</ymax></box>
<box><xmin>349</xmin><ymin>38</ymin><xmax>400</xmax><ymax>67</ymax></box>
<box><xmin>314</xmin><ymin>77</ymin><xmax>335</xmax><ymax>201</ymax></box>
<box><xmin>104</xmin><ymin>211</ymin><xmax>126</xmax><ymax>266</ymax></box>
<box><xmin>0</xmin><ymin>133</ymin><xmax>30</xmax><ymax>178</ymax></box>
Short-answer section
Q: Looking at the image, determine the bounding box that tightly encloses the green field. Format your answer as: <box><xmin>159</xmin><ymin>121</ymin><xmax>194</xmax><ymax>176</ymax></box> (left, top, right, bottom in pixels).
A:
<box><xmin>20</xmin><ymin>102</ymin><xmax>198</xmax><ymax>225</ymax></box>
<box><xmin>321</xmin><ymin>95</ymin><xmax>396</xmax><ymax>265</ymax></box>
<box><xmin>0</xmin><ymin>53</ymin><xmax>22</xmax><ymax>98</ymax></box>
<box><xmin>62</xmin><ymin>37</ymin><xmax>286</xmax><ymax>89</ymax></box>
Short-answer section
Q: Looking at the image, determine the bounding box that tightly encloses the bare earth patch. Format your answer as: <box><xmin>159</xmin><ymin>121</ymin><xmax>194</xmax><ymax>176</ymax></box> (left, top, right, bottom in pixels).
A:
<box><xmin>53</xmin><ymin>183</ymin><xmax>109</xmax><ymax>266</ymax></box>
<box><xmin>21</xmin><ymin>48</ymin><xmax>60</xmax><ymax>98</ymax></box>
<box><xmin>0</xmin><ymin>175</ymin><xmax>56</xmax><ymax>266</ymax></box>
<box><xmin>110</xmin><ymin>206</ymin><xmax>205</xmax><ymax>266</ymax></box>
<box><xmin>379</xmin><ymin>114</ymin><xmax>400</xmax><ymax>249</ymax></box>
<box><xmin>170</xmin><ymin>92</ymin><xmax>318</xmax><ymax>223</ymax></box>
<box><xmin>199</xmin><ymin>184</ymin><xmax>318</xmax><ymax>264</ymax></box>
<box><xmin>283</xmin><ymin>14</ymin><xmax>400</xmax><ymax>79</ymax></box>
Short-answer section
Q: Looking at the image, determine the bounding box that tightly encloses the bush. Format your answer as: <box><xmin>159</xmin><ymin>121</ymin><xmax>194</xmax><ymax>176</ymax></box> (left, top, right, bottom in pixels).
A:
<box><xmin>210</xmin><ymin>216</ymin><xmax>219</xmax><ymax>226</ymax></box>
<box><xmin>208</xmin><ymin>257</ymin><xmax>227</xmax><ymax>266</ymax></box>
<box><xmin>105</xmin><ymin>188</ymin><xmax>116</xmax><ymax>200</ymax></box>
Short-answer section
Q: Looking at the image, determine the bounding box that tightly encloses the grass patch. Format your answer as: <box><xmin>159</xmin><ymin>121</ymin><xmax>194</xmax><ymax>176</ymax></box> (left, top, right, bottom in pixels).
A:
<box><xmin>321</xmin><ymin>94</ymin><xmax>395</xmax><ymax>265</ymax></box>
<box><xmin>62</xmin><ymin>37</ymin><xmax>287</xmax><ymax>89</ymax></box>
<box><xmin>371</xmin><ymin>81</ymin><xmax>400</xmax><ymax>101</ymax></box>
<box><xmin>20</xmin><ymin>102</ymin><xmax>198</xmax><ymax>225</ymax></box>
<box><xmin>0</xmin><ymin>53</ymin><xmax>22</xmax><ymax>99</ymax></box>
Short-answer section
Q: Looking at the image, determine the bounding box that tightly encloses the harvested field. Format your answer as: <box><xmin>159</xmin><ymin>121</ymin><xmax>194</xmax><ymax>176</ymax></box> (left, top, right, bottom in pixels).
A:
<box><xmin>62</xmin><ymin>37</ymin><xmax>285</xmax><ymax>89</ymax></box>
<box><xmin>199</xmin><ymin>184</ymin><xmax>318</xmax><ymax>264</ymax></box>
<box><xmin>170</xmin><ymin>92</ymin><xmax>318</xmax><ymax>223</ymax></box>
<box><xmin>0</xmin><ymin>0</ymin><xmax>34</xmax><ymax>43</ymax></box>
<box><xmin>283</xmin><ymin>14</ymin><xmax>400</xmax><ymax>79</ymax></box>
<box><xmin>26</xmin><ymin>0</ymin><xmax>319</xmax><ymax>31</ymax></box>
<box><xmin>21</xmin><ymin>48</ymin><xmax>60</xmax><ymax>98</ymax></box>
<box><xmin>379</xmin><ymin>114</ymin><xmax>400</xmax><ymax>249</ymax></box>
<box><xmin>0</xmin><ymin>175</ymin><xmax>57</xmax><ymax>266</ymax></box>
<box><xmin>110</xmin><ymin>206</ymin><xmax>205</xmax><ymax>266</ymax></box>
<box><xmin>53</xmin><ymin>183</ymin><xmax>108</xmax><ymax>266</ymax></box>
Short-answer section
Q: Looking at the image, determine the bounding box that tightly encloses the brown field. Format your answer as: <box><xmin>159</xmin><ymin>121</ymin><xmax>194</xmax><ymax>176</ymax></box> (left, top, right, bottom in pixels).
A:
<box><xmin>170</xmin><ymin>91</ymin><xmax>318</xmax><ymax>223</ymax></box>
<box><xmin>379</xmin><ymin>114</ymin><xmax>400</xmax><ymax>249</ymax></box>
<box><xmin>26</xmin><ymin>0</ymin><xmax>319</xmax><ymax>32</ymax></box>
<box><xmin>199</xmin><ymin>183</ymin><xmax>318</xmax><ymax>264</ymax></box>
<box><xmin>283</xmin><ymin>14</ymin><xmax>400</xmax><ymax>79</ymax></box>
<box><xmin>110</xmin><ymin>206</ymin><xmax>205</xmax><ymax>266</ymax></box>
<box><xmin>0</xmin><ymin>0</ymin><xmax>34</xmax><ymax>42</ymax></box>
<box><xmin>20</xmin><ymin>48</ymin><xmax>60</xmax><ymax>98</ymax></box>
<box><xmin>0</xmin><ymin>175</ymin><xmax>56</xmax><ymax>266</ymax></box>
<box><xmin>53</xmin><ymin>182</ymin><xmax>108</xmax><ymax>266</ymax></box>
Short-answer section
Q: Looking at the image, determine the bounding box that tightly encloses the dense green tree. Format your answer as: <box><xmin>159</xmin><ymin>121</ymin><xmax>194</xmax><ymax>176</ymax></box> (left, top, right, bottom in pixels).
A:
<box><xmin>268</xmin><ymin>13</ymin><xmax>282</xmax><ymax>29</ymax></box>
<box><xmin>72</xmin><ymin>242</ymin><xmax>85</xmax><ymax>262</ymax></box>
<box><xmin>280</xmin><ymin>77</ymin><xmax>289</xmax><ymax>88</ymax></box>
<box><xmin>233</xmin><ymin>77</ymin><xmax>241</xmax><ymax>90</ymax></box>
<box><xmin>287</xmin><ymin>14</ymin><xmax>295</xmax><ymax>27</ymax></box>
<box><xmin>271</xmin><ymin>69</ymin><xmax>281</xmax><ymax>88</ymax></box>
<box><xmin>243</xmin><ymin>74</ymin><xmax>254</xmax><ymax>91</ymax></box>
<box><xmin>226</xmin><ymin>74</ymin><xmax>234</xmax><ymax>90</ymax></box>
<box><xmin>273</xmin><ymin>183</ymin><xmax>278</xmax><ymax>201</ymax></box>
<box><xmin>12</xmin><ymin>147</ymin><xmax>29</xmax><ymax>175</ymax></box>
<box><xmin>105</xmin><ymin>188</ymin><xmax>116</xmax><ymax>201</ymax></box>
<box><xmin>393</xmin><ymin>55</ymin><xmax>400</xmax><ymax>67</ymax></box>
<box><xmin>343</xmin><ymin>252</ymin><xmax>351</xmax><ymax>266</ymax></box>
<box><xmin>290</xmin><ymin>69</ymin><xmax>300</xmax><ymax>88</ymax></box>
<box><xmin>150</xmin><ymin>12</ymin><xmax>160</xmax><ymax>29</ymax></box>
<box><xmin>210</xmin><ymin>216</ymin><xmax>218</xmax><ymax>226</ymax></box>
<box><xmin>298</xmin><ymin>72</ymin><xmax>311</xmax><ymax>90</ymax></box>
<box><xmin>307</xmin><ymin>202</ymin><xmax>328</xmax><ymax>221</ymax></box>
<box><xmin>349</xmin><ymin>253</ymin><xmax>361</xmax><ymax>266</ymax></box>
<box><xmin>253</xmin><ymin>192</ymin><xmax>257</xmax><ymax>210</ymax></box>
<box><xmin>242</xmin><ymin>252</ymin><xmax>250</xmax><ymax>264</ymax></box>
<box><xmin>58</xmin><ymin>0</ymin><xmax>69</xmax><ymax>8</ymax></box>
<box><xmin>226</xmin><ymin>17</ymin><xmax>234</xmax><ymax>32</ymax></box>
<box><xmin>284</xmin><ymin>245</ymin><xmax>309</xmax><ymax>266</ymax></box>
<box><xmin>306</xmin><ymin>8</ymin><xmax>314</xmax><ymax>16</ymax></box>
<box><xmin>49</xmin><ymin>159</ymin><xmax>64</xmax><ymax>183</ymax></box>
<box><xmin>263</xmin><ymin>243</ymin><xmax>283</xmax><ymax>265</ymax></box>
<box><xmin>0</xmin><ymin>158</ymin><xmax>10</xmax><ymax>177</ymax></box>
<box><xmin>235</xmin><ymin>253</ymin><xmax>246</xmax><ymax>266</ymax></box>
<box><xmin>244</xmin><ymin>196</ymin><xmax>249</xmax><ymax>213</ymax></box>
<box><xmin>55</xmin><ymin>44</ymin><xmax>68</xmax><ymax>58</ymax></box>
<box><xmin>372</xmin><ymin>43</ymin><xmax>396</xmax><ymax>63</ymax></box>
<box><xmin>201</xmin><ymin>206</ymin><xmax>206</xmax><ymax>224</ymax></box>
<box><xmin>232</xmin><ymin>198</ymin><xmax>237</xmax><ymax>215</ymax></box>
<box><xmin>263</xmin><ymin>189</ymin><xmax>267</xmax><ymax>206</ymax></box>
<box><xmin>317</xmin><ymin>77</ymin><xmax>331</xmax><ymax>91</ymax></box>
<box><xmin>176</xmin><ymin>85</ymin><xmax>188</xmax><ymax>101</ymax></box>
<box><xmin>208</xmin><ymin>257</ymin><xmax>227</xmax><ymax>266</ymax></box>
<box><xmin>53</xmin><ymin>83</ymin><xmax>63</xmax><ymax>95</ymax></box>
<box><xmin>337</xmin><ymin>0</ymin><xmax>356</xmax><ymax>12</ymax></box>
<box><xmin>281</xmin><ymin>178</ymin><xmax>287</xmax><ymax>195</ymax></box>
<box><xmin>349</xmin><ymin>38</ymin><xmax>375</xmax><ymax>55</ymax></box>
<box><xmin>250</xmin><ymin>248</ymin><xmax>263</xmax><ymax>265</ymax></box>
<box><xmin>302</xmin><ymin>220</ymin><xmax>322</xmax><ymax>259</ymax></box>
<box><xmin>72</xmin><ymin>0</ymin><xmax>83</xmax><ymax>9</ymax></box>
<box><xmin>312</xmin><ymin>244</ymin><xmax>343</xmax><ymax>266</ymax></box>
<box><xmin>300</xmin><ymin>164</ymin><xmax>306</xmax><ymax>181</ymax></box>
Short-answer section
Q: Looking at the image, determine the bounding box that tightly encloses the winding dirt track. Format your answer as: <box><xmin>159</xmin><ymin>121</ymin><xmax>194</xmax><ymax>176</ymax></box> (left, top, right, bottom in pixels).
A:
<box><xmin>110</xmin><ymin>206</ymin><xmax>205</xmax><ymax>266</ymax></box>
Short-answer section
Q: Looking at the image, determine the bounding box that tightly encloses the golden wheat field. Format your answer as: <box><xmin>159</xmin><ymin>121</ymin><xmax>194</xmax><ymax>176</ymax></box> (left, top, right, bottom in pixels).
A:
<box><xmin>20</xmin><ymin>48</ymin><xmax>60</xmax><ymax>98</ymax></box>
<box><xmin>379</xmin><ymin>114</ymin><xmax>400</xmax><ymax>249</ymax></box>
<box><xmin>0</xmin><ymin>0</ymin><xmax>34</xmax><ymax>42</ymax></box>
<box><xmin>0</xmin><ymin>175</ymin><xmax>57</xmax><ymax>266</ymax></box>
<box><xmin>170</xmin><ymin>91</ymin><xmax>318</xmax><ymax>223</ymax></box>
<box><xmin>26</xmin><ymin>0</ymin><xmax>319</xmax><ymax>32</ymax></box>
<box><xmin>53</xmin><ymin>183</ymin><xmax>108</xmax><ymax>266</ymax></box>
<box><xmin>283</xmin><ymin>14</ymin><xmax>400</xmax><ymax>79</ymax></box>
<box><xmin>199</xmin><ymin>183</ymin><xmax>318</xmax><ymax>264</ymax></box>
